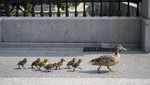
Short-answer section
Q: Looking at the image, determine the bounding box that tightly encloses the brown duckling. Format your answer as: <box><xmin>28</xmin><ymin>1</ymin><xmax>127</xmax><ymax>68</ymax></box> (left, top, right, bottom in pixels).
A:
<box><xmin>44</xmin><ymin>63</ymin><xmax>57</xmax><ymax>72</ymax></box>
<box><xmin>31</xmin><ymin>58</ymin><xmax>41</xmax><ymax>69</ymax></box>
<box><xmin>89</xmin><ymin>45</ymin><xmax>127</xmax><ymax>72</ymax></box>
<box><xmin>17</xmin><ymin>58</ymin><xmax>27</xmax><ymax>69</ymax></box>
<box><xmin>66</xmin><ymin>58</ymin><xmax>77</xmax><ymax>69</ymax></box>
<box><xmin>38</xmin><ymin>59</ymin><xmax>48</xmax><ymax>71</ymax></box>
<box><xmin>56</xmin><ymin>58</ymin><xmax>65</xmax><ymax>70</ymax></box>
<box><xmin>72</xmin><ymin>59</ymin><xmax>83</xmax><ymax>71</ymax></box>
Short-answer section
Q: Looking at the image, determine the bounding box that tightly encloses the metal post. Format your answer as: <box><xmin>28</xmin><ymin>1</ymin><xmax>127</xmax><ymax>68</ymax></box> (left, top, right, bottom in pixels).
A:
<box><xmin>49</xmin><ymin>0</ymin><xmax>52</xmax><ymax>17</ymax></box>
<box><xmin>0</xmin><ymin>0</ymin><xmax>1</xmax><ymax>17</ymax></box>
<box><xmin>100</xmin><ymin>0</ymin><xmax>103</xmax><ymax>16</ymax></box>
<box><xmin>127</xmin><ymin>0</ymin><xmax>130</xmax><ymax>16</ymax></box>
<box><xmin>91</xmin><ymin>0</ymin><xmax>94</xmax><ymax>17</ymax></box>
<box><xmin>83</xmin><ymin>0</ymin><xmax>86</xmax><ymax>17</ymax></box>
<box><xmin>66</xmin><ymin>0</ymin><xmax>69</xmax><ymax>17</ymax></box>
<box><xmin>6</xmin><ymin>0</ymin><xmax>10</xmax><ymax>16</ymax></box>
<box><xmin>136</xmin><ymin>0</ymin><xmax>139</xmax><ymax>16</ymax></box>
<box><xmin>16</xmin><ymin>0</ymin><xmax>19</xmax><ymax>17</ymax></box>
<box><xmin>32</xmin><ymin>0</ymin><xmax>35</xmax><ymax>17</ymax></box>
<box><xmin>109</xmin><ymin>0</ymin><xmax>112</xmax><ymax>16</ymax></box>
<box><xmin>75</xmin><ymin>0</ymin><xmax>78</xmax><ymax>17</ymax></box>
<box><xmin>118</xmin><ymin>0</ymin><xmax>121</xmax><ymax>16</ymax></box>
<box><xmin>23</xmin><ymin>0</ymin><xmax>27</xmax><ymax>17</ymax></box>
<box><xmin>57</xmin><ymin>0</ymin><xmax>60</xmax><ymax>17</ymax></box>
<box><xmin>40</xmin><ymin>0</ymin><xmax>44</xmax><ymax>17</ymax></box>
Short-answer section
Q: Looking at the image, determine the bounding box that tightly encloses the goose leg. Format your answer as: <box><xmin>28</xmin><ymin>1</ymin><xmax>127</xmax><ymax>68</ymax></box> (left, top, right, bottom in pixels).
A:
<box><xmin>97</xmin><ymin>65</ymin><xmax>101</xmax><ymax>71</ymax></box>
<box><xmin>107</xmin><ymin>66</ymin><xmax>117</xmax><ymax>72</ymax></box>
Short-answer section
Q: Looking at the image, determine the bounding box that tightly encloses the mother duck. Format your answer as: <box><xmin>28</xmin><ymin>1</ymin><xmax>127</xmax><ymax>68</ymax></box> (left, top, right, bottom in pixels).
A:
<box><xmin>89</xmin><ymin>45</ymin><xmax>127</xmax><ymax>72</ymax></box>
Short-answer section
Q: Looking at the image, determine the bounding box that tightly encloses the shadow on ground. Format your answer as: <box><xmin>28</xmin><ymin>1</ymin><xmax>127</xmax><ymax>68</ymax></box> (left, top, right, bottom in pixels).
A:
<box><xmin>81</xmin><ymin>70</ymin><xmax>109</xmax><ymax>74</ymax></box>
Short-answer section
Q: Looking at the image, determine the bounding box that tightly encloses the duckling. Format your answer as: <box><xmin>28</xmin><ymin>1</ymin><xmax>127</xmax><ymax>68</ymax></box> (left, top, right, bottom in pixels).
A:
<box><xmin>17</xmin><ymin>58</ymin><xmax>27</xmax><ymax>69</ymax></box>
<box><xmin>56</xmin><ymin>58</ymin><xmax>65</xmax><ymax>70</ymax></box>
<box><xmin>72</xmin><ymin>59</ymin><xmax>83</xmax><ymax>71</ymax></box>
<box><xmin>89</xmin><ymin>45</ymin><xmax>127</xmax><ymax>72</ymax></box>
<box><xmin>44</xmin><ymin>63</ymin><xmax>57</xmax><ymax>72</ymax></box>
<box><xmin>31</xmin><ymin>58</ymin><xmax>41</xmax><ymax>69</ymax></box>
<box><xmin>38</xmin><ymin>59</ymin><xmax>48</xmax><ymax>71</ymax></box>
<box><xmin>66</xmin><ymin>58</ymin><xmax>77</xmax><ymax>69</ymax></box>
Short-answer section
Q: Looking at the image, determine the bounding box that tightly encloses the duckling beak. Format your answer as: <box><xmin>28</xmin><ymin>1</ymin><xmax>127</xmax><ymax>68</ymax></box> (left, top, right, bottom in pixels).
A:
<box><xmin>88</xmin><ymin>60</ymin><xmax>95</xmax><ymax>65</ymax></box>
<box><xmin>88</xmin><ymin>61</ymin><xmax>92</xmax><ymax>64</ymax></box>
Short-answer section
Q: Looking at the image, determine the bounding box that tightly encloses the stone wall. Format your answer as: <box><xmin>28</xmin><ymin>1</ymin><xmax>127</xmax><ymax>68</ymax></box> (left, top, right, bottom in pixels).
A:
<box><xmin>0</xmin><ymin>18</ymin><xmax>2</xmax><ymax>42</ymax></box>
<box><xmin>141</xmin><ymin>0</ymin><xmax>150</xmax><ymax>52</ymax></box>
<box><xmin>0</xmin><ymin>17</ymin><xmax>141</xmax><ymax>45</ymax></box>
<box><xmin>141</xmin><ymin>19</ymin><xmax>150</xmax><ymax>52</ymax></box>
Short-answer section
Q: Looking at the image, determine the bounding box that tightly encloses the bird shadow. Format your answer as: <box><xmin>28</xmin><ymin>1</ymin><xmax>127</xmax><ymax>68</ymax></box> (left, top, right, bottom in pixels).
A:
<box><xmin>67</xmin><ymin>69</ymin><xmax>83</xmax><ymax>72</ymax></box>
<box><xmin>63</xmin><ymin>67</ymin><xmax>72</xmax><ymax>69</ymax></box>
<box><xmin>13</xmin><ymin>68</ymin><xmax>22</xmax><ymax>70</ymax></box>
<box><xmin>80</xmin><ymin>70</ymin><xmax>109</xmax><ymax>74</ymax></box>
<box><xmin>41</xmin><ymin>70</ymin><xmax>51</xmax><ymax>73</ymax></box>
<box><xmin>28</xmin><ymin>67</ymin><xmax>35</xmax><ymax>69</ymax></box>
<box><xmin>67</xmin><ymin>70</ymin><xmax>75</xmax><ymax>72</ymax></box>
<box><xmin>31</xmin><ymin>69</ymin><xmax>41</xmax><ymax>72</ymax></box>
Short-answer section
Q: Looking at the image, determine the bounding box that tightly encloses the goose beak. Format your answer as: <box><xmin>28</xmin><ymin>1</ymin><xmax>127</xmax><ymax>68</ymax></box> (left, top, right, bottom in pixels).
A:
<box><xmin>123</xmin><ymin>48</ymin><xmax>127</xmax><ymax>51</ymax></box>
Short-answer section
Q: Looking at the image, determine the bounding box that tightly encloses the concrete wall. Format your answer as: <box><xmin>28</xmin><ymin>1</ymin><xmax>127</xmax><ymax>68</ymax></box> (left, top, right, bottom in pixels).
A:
<box><xmin>1</xmin><ymin>17</ymin><xmax>141</xmax><ymax>44</ymax></box>
<box><xmin>0</xmin><ymin>18</ymin><xmax>2</xmax><ymax>42</ymax></box>
<box><xmin>141</xmin><ymin>0</ymin><xmax>150</xmax><ymax>52</ymax></box>
<box><xmin>141</xmin><ymin>19</ymin><xmax>150</xmax><ymax>52</ymax></box>
<box><xmin>141</xmin><ymin>0</ymin><xmax>150</xmax><ymax>19</ymax></box>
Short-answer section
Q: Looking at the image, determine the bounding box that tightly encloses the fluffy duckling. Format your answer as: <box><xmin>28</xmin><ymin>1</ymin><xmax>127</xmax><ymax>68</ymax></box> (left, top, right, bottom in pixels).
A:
<box><xmin>17</xmin><ymin>58</ymin><xmax>27</xmax><ymax>69</ymax></box>
<box><xmin>56</xmin><ymin>58</ymin><xmax>65</xmax><ymax>70</ymax></box>
<box><xmin>89</xmin><ymin>45</ymin><xmax>127</xmax><ymax>72</ymax></box>
<box><xmin>66</xmin><ymin>58</ymin><xmax>77</xmax><ymax>69</ymax></box>
<box><xmin>38</xmin><ymin>59</ymin><xmax>48</xmax><ymax>71</ymax></box>
<box><xmin>72</xmin><ymin>59</ymin><xmax>83</xmax><ymax>71</ymax></box>
<box><xmin>31</xmin><ymin>58</ymin><xmax>41</xmax><ymax>69</ymax></box>
<box><xmin>44</xmin><ymin>63</ymin><xmax>57</xmax><ymax>72</ymax></box>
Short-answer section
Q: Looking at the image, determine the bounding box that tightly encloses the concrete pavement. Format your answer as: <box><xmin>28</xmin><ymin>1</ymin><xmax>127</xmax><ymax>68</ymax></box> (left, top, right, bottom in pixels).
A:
<box><xmin>0</xmin><ymin>49</ymin><xmax>150</xmax><ymax>85</ymax></box>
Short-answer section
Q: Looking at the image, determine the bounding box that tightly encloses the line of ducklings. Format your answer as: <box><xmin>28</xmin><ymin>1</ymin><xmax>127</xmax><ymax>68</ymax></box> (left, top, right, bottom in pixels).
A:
<box><xmin>17</xmin><ymin>58</ymin><xmax>83</xmax><ymax>72</ymax></box>
<box><xmin>17</xmin><ymin>45</ymin><xmax>127</xmax><ymax>72</ymax></box>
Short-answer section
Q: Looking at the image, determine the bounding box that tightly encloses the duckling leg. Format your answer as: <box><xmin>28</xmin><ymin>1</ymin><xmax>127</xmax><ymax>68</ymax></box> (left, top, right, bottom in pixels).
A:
<box><xmin>59</xmin><ymin>66</ymin><xmax>62</xmax><ymax>70</ymax></box>
<box><xmin>35</xmin><ymin>65</ymin><xmax>38</xmax><ymax>69</ymax></box>
<box><xmin>39</xmin><ymin>67</ymin><xmax>41</xmax><ymax>71</ymax></box>
<box><xmin>97</xmin><ymin>65</ymin><xmax>101</xmax><ymax>71</ymax></box>
<box><xmin>68</xmin><ymin>66</ymin><xmax>71</xmax><ymax>69</ymax></box>
<box><xmin>31</xmin><ymin>65</ymin><xmax>34</xmax><ymax>69</ymax></box>
<box><xmin>55</xmin><ymin>66</ymin><xmax>58</xmax><ymax>70</ymax></box>
<box><xmin>48</xmin><ymin>69</ymin><xmax>51</xmax><ymax>72</ymax></box>
<box><xmin>107</xmin><ymin>66</ymin><xmax>117</xmax><ymax>72</ymax></box>
<box><xmin>73</xmin><ymin>67</ymin><xmax>76</xmax><ymax>71</ymax></box>
<box><xmin>18</xmin><ymin>65</ymin><xmax>21</xmax><ymax>69</ymax></box>
<box><xmin>78</xmin><ymin>67</ymin><xmax>83</xmax><ymax>70</ymax></box>
<box><xmin>22</xmin><ymin>65</ymin><xmax>25</xmax><ymax>69</ymax></box>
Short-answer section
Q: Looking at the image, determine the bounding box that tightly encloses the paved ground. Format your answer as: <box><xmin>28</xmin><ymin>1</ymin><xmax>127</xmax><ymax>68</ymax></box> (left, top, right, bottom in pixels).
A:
<box><xmin>0</xmin><ymin>50</ymin><xmax>150</xmax><ymax>85</ymax></box>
